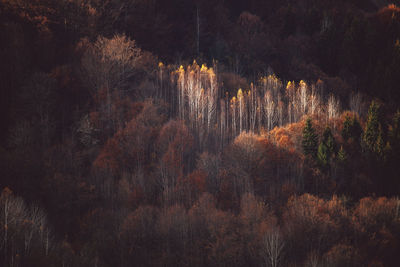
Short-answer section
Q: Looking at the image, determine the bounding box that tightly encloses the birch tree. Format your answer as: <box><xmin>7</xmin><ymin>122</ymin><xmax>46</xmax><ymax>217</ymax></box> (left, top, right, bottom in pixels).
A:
<box><xmin>262</xmin><ymin>227</ymin><xmax>285</xmax><ymax>267</ymax></box>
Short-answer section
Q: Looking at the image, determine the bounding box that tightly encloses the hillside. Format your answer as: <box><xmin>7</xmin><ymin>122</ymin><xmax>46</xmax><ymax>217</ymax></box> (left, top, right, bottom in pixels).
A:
<box><xmin>0</xmin><ymin>1</ymin><xmax>400</xmax><ymax>266</ymax></box>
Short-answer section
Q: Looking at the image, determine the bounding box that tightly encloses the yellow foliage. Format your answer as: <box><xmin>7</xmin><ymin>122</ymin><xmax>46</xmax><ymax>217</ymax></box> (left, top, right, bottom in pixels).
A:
<box><xmin>237</xmin><ymin>88</ymin><xmax>243</xmax><ymax>99</ymax></box>
<box><xmin>299</xmin><ymin>80</ymin><xmax>307</xmax><ymax>87</ymax></box>
<box><xmin>268</xmin><ymin>74</ymin><xmax>279</xmax><ymax>82</ymax></box>
<box><xmin>261</xmin><ymin>76</ymin><xmax>267</xmax><ymax>83</ymax></box>
<box><xmin>179</xmin><ymin>65</ymin><xmax>184</xmax><ymax>72</ymax></box>
<box><xmin>207</xmin><ymin>68</ymin><xmax>215</xmax><ymax>78</ymax></box>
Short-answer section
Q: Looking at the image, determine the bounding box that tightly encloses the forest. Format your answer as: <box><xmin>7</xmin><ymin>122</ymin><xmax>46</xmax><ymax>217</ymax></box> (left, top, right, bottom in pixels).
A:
<box><xmin>1</xmin><ymin>0</ymin><xmax>400</xmax><ymax>266</ymax></box>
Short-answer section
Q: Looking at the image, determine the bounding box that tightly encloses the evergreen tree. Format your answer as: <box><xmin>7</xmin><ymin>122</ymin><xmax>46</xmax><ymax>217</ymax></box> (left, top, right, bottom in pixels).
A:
<box><xmin>323</xmin><ymin>126</ymin><xmax>336</xmax><ymax>156</ymax></box>
<box><xmin>318</xmin><ymin>126</ymin><xmax>336</xmax><ymax>168</ymax></box>
<box><xmin>302</xmin><ymin>118</ymin><xmax>318</xmax><ymax>158</ymax></box>
<box><xmin>337</xmin><ymin>146</ymin><xmax>347</xmax><ymax>163</ymax></box>
<box><xmin>342</xmin><ymin>114</ymin><xmax>352</xmax><ymax>142</ymax></box>
<box><xmin>376</xmin><ymin>125</ymin><xmax>385</xmax><ymax>158</ymax></box>
<box><xmin>342</xmin><ymin>114</ymin><xmax>362</xmax><ymax>143</ymax></box>
<box><xmin>363</xmin><ymin>101</ymin><xmax>385</xmax><ymax>156</ymax></box>
<box><xmin>317</xmin><ymin>141</ymin><xmax>329</xmax><ymax>167</ymax></box>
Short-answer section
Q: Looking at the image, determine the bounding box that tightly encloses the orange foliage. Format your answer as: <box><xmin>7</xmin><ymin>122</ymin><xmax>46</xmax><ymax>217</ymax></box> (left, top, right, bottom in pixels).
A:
<box><xmin>377</xmin><ymin>4</ymin><xmax>400</xmax><ymax>25</ymax></box>
<box><xmin>93</xmin><ymin>100</ymin><xmax>165</xmax><ymax>174</ymax></box>
<box><xmin>187</xmin><ymin>170</ymin><xmax>207</xmax><ymax>193</ymax></box>
<box><xmin>353</xmin><ymin>197</ymin><xmax>400</xmax><ymax>231</ymax></box>
<box><xmin>157</xmin><ymin>120</ymin><xmax>194</xmax><ymax>172</ymax></box>
<box><xmin>175</xmin><ymin>170</ymin><xmax>207</xmax><ymax>207</ymax></box>
<box><xmin>268</xmin><ymin>120</ymin><xmax>305</xmax><ymax>151</ymax></box>
<box><xmin>283</xmin><ymin>194</ymin><xmax>349</xmax><ymax>261</ymax></box>
<box><xmin>351</xmin><ymin>197</ymin><xmax>400</xmax><ymax>264</ymax></box>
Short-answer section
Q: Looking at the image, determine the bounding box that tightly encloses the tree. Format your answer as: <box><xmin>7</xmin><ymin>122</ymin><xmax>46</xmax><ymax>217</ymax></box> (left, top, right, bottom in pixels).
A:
<box><xmin>82</xmin><ymin>34</ymin><xmax>142</xmax><ymax>96</ymax></box>
<box><xmin>302</xmin><ymin>118</ymin><xmax>318</xmax><ymax>158</ymax></box>
<box><xmin>341</xmin><ymin>114</ymin><xmax>362</xmax><ymax>144</ymax></box>
<box><xmin>327</xmin><ymin>94</ymin><xmax>340</xmax><ymax>124</ymax></box>
<box><xmin>337</xmin><ymin>146</ymin><xmax>347</xmax><ymax>163</ymax></box>
<box><xmin>121</xmin><ymin>205</ymin><xmax>160</xmax><ymax>265</ymax></box>
<box><xmin>317</xmin><ymin>141</ymin><xmax>329</xmax><ymax>168</ymax></box>
<box><xmin>261</xmin><ymin>227</ymin><xmax>285</xmax><ymax>267</ymax></box>
<box><xmin>223</xmin><ymin>132</ymin><xmax>264</xmax><ymax>198</ymax></box>
<box><xmin>318</xmin><ymin>126</ymin><xmax>336</xmax><ymax>169</ymax></box>
<box><xmin>341</xmin><ymin>114</ymin><xmax>352</xmax><ymax>142</ymax></box>
<box><xmin>323</xmin><ymin>127</ymin><xmax>336</xmax><ymax>157</ymax></box>
<box><xmin>0</xmin><ymin>188</ymin><xmax>57</xmax><ymax>266</ymax></box>
<box><xmin>363</xmin><ymin>101</ymin><xmax>385</xmax><ymax>157</ymax></box>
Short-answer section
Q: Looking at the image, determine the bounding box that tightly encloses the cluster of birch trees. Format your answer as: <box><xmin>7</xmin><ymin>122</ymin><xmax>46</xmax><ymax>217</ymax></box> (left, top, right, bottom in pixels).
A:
<box><xmin>0</xmin><ymin>188</ymin><xmax>54</xmax><ymax>267</ymax></box>
<box><xmin>167</xmin><ymin>62</ymin><xmax>366</xmax><ymax>148</ymax></box>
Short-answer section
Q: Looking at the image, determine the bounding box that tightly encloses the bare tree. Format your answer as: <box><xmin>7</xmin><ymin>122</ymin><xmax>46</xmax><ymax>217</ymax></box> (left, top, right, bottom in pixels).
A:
<box><xmin>82</xmin><ymin>34</ymin><xmax>142</xmax><ymax>95</ymax></box>
<box><xmin>249</xmin><ymin>84</ymin><xmax>258</xmax><ymax>132</ymax></box>
<box><xmin>238</xmin><ymin>89</ymin><xmax>245</xmax><ymax>133</ymax></box>
<box><xmin>231</xmin><ymin>96</ymin><xmax>238</xmax><ymax>137</ymax></box>
<box><xmin>327</xmin><ymin>94</ymin><xmax>341</xmax><ymax>128</ymax></box>
<box><xmin>262</xmin><ymin>227</ymin><xmax>285</xmax><ymax>267</ymax></box>
<box><xmin>349</xmin><ymin>91</ymin><xmax>366</xmax><ymax>117</ymax></box>
<box><xmin>298</xmin><ymin>80</ymin><xmax>309</xmax><ymax>118</ymax></box>
<box><xmin>0</xmin><ymin>188</ymin><xmax>54</xmax><ymax>265</ymax></box>
<box><xmin>286</xmin><ymin>81</ymin><xmax>296</xmax><ymax>124</ymax></box>
<box><xmin>309</xmin><ymin>85</ymin><xmax>321</xmax><ymax>116</ymax></box>
<box><xmin>264</xmin><ymin>90</ymin><xmax>277</xmax><ymax>131</ymax></box>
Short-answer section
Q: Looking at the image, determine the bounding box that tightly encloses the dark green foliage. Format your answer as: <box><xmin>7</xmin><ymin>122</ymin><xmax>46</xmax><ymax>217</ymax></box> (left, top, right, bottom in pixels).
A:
<box><xmin>337</xmin><ymin>146</ymin><xmax>347</xmax><ymax>163</ymax></box>
<box><xmin>302</xmin><ymin>118</ymin><xmax>318</xmax><ymax>158</ymax></box>
<box><xmin>317</xmin><ymin>141</ymin><xmax>329</xmax><ymax>167</ymax></box>
<box><xmin>363</xmin><ymin>101</ymin><xmax>385</xmax><ymax>157</ymax></box>
<box><xmin>342</xmin><ymin>115</ymin><xmax>352</xmax><ymax>142</ymax></box>
<box><xmin>318</xmin><ymin>127</ymin><xmax>336</xmax><ymax>169</ymax></box>
<box><xmin>323</xmin><ymin>127</ymin><xmax>336</xmax><ymax>156</ymax></box>
<box><xmin>342</xmin><ymin>114</ymin><xmax>362</xmax><ymax>144</ymax></box>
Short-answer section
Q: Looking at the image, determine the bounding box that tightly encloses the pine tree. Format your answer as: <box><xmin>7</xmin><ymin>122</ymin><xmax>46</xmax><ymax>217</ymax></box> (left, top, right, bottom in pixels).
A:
<box><xmin>363</xmin><ymin>101</ymin><xmax>384</xmax><ymax>156</ymax></box>
<box><xmin>342</xmin><ymin>114</ymin><xmax>352</xmax><ymax>142</ymax></box>
<box><xmin>342</xmin><ymin>114</ymin><xmax>362</xmax><ymax>144</ymax></box>
<box><xmin>375</xmin><ymin>125</ymin><xmax>385</xmax><ymax>158</ymax></box>
<box><xmin>337</xmin><ymin>146</ymin><xmax>347</xmax><ymax>163</ymax></box>
<box><xmin>318</xmin><ymin>126</ymin><xmax>336</xmax><ymax>168</ymax></box>
<box><xmin>317</xmin><ymin>141</ymin><xmax>329</xmax><ymax>167</ymax></box>
<box><xmin>302</xmin><ymin>118</ymin><xmax>318</xmax><ymax>158</ymax></box>
<box><xmin>323</xmin><ymin>126</ymin><xmax>336</xmax><ymax>156</ymax></box>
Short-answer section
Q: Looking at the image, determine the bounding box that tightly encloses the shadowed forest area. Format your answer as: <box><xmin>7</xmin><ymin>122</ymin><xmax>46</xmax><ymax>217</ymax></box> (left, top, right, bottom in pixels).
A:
<box><xmin>1</xmin><ymin>0</ymin><xmax>400</xmax><ymax>266</ymax></box>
